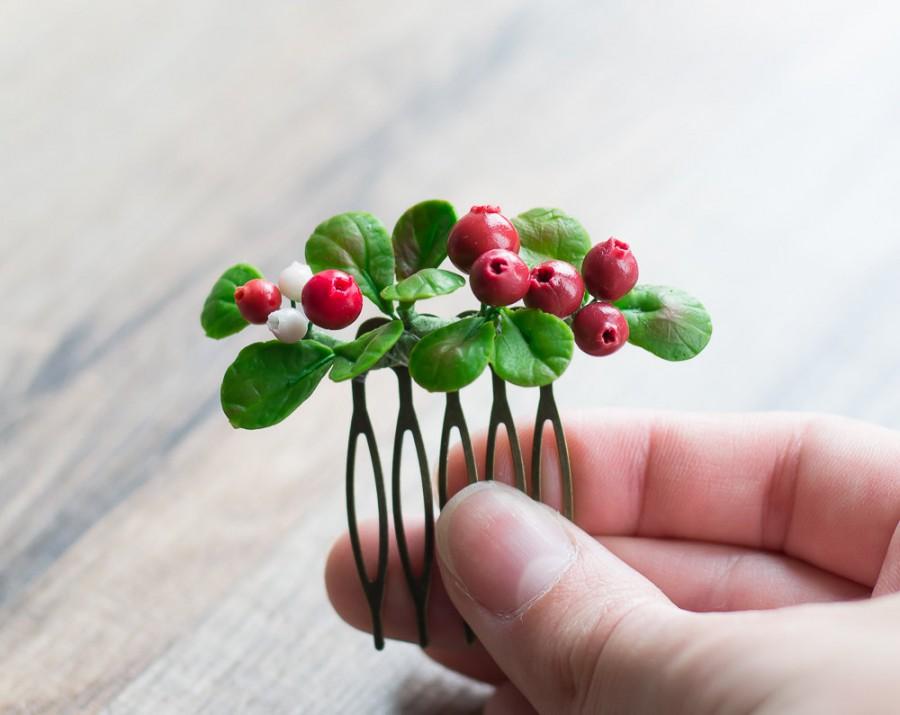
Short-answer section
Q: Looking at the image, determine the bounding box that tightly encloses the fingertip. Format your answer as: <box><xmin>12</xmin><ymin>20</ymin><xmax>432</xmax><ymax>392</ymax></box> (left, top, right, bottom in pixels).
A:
<box><xmin>323</xmin><ymin>528</ymin><xmax>368</xmax><ymax>632</ymax></box>
<box><xmin>325</xmin><ymin>518</ymin><xmax>495</xmax><ymax>648</ymax></box>
<box><xmin>436</xmin><ymin>482</ymin><xmax>578</xmax><ymax>618</ymax></box>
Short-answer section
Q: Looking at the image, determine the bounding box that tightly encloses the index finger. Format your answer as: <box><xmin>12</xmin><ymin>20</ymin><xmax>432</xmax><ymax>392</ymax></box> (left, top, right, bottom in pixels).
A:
<box><xmin>446</xmin><ymin>410</ymin><xmax>900</xmax><ymax>587</ymax></box>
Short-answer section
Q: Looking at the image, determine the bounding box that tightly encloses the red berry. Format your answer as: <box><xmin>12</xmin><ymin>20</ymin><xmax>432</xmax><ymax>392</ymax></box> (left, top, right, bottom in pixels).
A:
<box><xmin>523</xmin><ymin>260</ymin><xmax>585</xmax><ymax>317</ymax></box>
<box><xmin>300</xmin><ymin>269</ymin><xmax>363</xmax><ymax>330</ymax></box>
<box><xmin>447</xmin><ymin>205</ymin><xmax>520</xmax><ymax>273</ymax></box>
<box><xmin>572</xmin><ymin>302</ymin><xmax>629</xmax><ymax>356</ymax></box>
<box><xmin>469</xmin><ymin>248</ymin><xmax>530</xmax><ymax>306</ymax></box>
<box><xmin>582</xmin><ymin>238</ymin><xmax>639</xmax><ymax>301</ymax></box>
<box><xmin>234</xmin><ymin>278</ymin><xmax>282</xmax><ymax>324</ymax></box>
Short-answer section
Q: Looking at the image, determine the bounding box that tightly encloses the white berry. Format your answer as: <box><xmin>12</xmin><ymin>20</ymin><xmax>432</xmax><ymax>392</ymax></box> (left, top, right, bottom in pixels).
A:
<box><xmin>267</xmin><ymin>308</ymin><xmax>308</xmax><ymax>343</ymax></box>
<box><xmin>278</xmin><ymin>261</ymin><xmax>313</xmax><ymax>301</ymax></box>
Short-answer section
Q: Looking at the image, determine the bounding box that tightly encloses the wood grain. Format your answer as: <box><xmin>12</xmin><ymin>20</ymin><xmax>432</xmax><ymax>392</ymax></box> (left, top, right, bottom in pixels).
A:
<box><xmin>2</xmin><ymin>0</ymin><xmax>899</xmax><ymax>712</ymax></box>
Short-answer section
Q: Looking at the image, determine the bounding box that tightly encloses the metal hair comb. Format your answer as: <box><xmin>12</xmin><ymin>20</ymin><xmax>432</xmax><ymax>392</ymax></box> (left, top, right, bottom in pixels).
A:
<box><xmin>345</xmin><ymin>320</ymin><xmax>572</xmax><ymax>649</ymax></box>
<box><xmin>200</xmin><ymin>200</ymin><xmax>712</xmax><ymax>652</ymax></box>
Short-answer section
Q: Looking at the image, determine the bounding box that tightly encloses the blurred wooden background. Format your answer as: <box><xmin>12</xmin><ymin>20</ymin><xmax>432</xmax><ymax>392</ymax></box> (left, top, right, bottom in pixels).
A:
<box><xmin>2</xmin><ymin>0</ymin><xmax>899</xmax><ymax>712</ymax></box>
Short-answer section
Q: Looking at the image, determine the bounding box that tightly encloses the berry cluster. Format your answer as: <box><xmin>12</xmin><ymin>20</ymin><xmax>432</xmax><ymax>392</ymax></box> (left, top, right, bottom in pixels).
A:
<box><xmin>448</xmin><ymin>205</ymin><xmax>638</xmax><ymax>357</ymax></box>
<box><xmin>231</xmin><ymin>263</ymin><xmax>363</xmax><ymax>342</ymax></box>
<box><xmin>201</xmin><ymin>199</ymin><xmax>711</xmax><ymax>431</ymax></box>
<box><xmin>228</xmin><ymin>206</ymin><xmax>641</xmax><ymax>360</ymax></box>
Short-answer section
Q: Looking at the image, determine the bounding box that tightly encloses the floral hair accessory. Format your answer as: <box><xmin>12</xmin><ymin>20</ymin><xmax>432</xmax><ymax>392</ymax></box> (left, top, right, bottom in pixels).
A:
<box><xmin>200</xmin><ymin>201</ymin><xmax>712</xmax><ymax>649</ymax></box>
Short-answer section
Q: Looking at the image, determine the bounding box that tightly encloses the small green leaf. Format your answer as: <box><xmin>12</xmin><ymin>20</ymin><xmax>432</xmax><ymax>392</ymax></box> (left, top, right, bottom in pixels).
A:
<box><xmin>220</xmin><ymin>340</ymin><xmax>334</xmax><ymax>429</ymax></box>
<box><xmin>492</xmin><ymin>309</ymin><xmax>574</xmax><ymax>387</ymax></box>
<box><xmin>330</xmin><ymin>320</ymin><xmax>404</xmax><ymax>382</ymax></box>
<box><xmin>615</xmin><ymin>285</ymin><xmax>713</xmax><ymax>361</ymax></box>
<box><xmin>200</xmin><ymin>263</ymin><xmax>263</xmax><ymax>339</ymax></box>
<box><xmin>305</xmin><ymin>212</ymin><xmax>395</xmax><ymax>315</ymax></box>
<box><xmin>392</xmin><ymin>200</ymin><xmax>457</xmax><ymax>279</ymax></box>
<box><xmin>305</xmin><ymin>325</ymin><xmax>341</xmax><ymax>349</ymax></box>
<box><xmin>409</xmin><ymin>317</ymin><xmax>495</xmax><ymax>392</ymax></box>
<box><xmin>380</xmin><ymin>268</ymin><xmax>465</xmax><ymax>302</ymax></box>
<box><xmin>406</xmin><ymin>311</ymin><xmax>450</xmax><ymax>337</ymax></box>
<box><xmin>512</xmin><ymin>208</ymin><xmax>592</xmax><ymax>270</ymax></box>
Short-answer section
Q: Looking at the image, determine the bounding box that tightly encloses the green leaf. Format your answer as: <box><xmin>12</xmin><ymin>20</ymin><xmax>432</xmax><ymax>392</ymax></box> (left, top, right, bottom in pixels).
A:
<box><xmin>614</xmin><ymin>285</ymin><xmax>713</xmax><ymax>361</ymax></box>
<box><xmin>220</xmin><ymin>340</ymin><xmax>334</xmax><ymax>429</ymax></box>
<box><xmin>305</xmin><ymin>325</ymin><xmax>341</xmax><ymax>349</ymax></box>
<box><xmin>380</xmin><ymin>268</ymin><xmax>465</xmax><ymax>303</ymax></box>
<box><xmin>392</xmin><ymin>200</ymin><xmax>457</xmax><ymax>279</ymax></box>
<box><xmin>200</xmin><ymin>263</ymin><xmax>263</xmax><ymax>339</ymax></box>
<box><xmin>512</xmin><ymin>208</ymin><xmax>592</xmax><ymax>270</ymax></box>
<box><xmin>330</xmin><ymin>320</ymin><xmax>404</xmax><ymax>381</ymax></box>
<box><xmin>492</xmin><ymin>308</ymin><xmax>574</xmax><ymax>387</ymax></box>
<box><xmin>305</xmin><ymin>212</ymin><xmax>395</xmax><ymax>315</ymax></box>
<box><xmin>406</xmin><ymin>311</ymin><xmax>450</xmax><ymax>337</ymax></box>
<box><xmin>409</xmin><ymin>317</ymin><xmax>495</xmax><ymax>392</ymax></box>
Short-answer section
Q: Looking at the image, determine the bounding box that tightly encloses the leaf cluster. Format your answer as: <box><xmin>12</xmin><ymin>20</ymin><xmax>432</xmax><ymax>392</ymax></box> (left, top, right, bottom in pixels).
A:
<box><xmin>200</xmin><ymin>201</ymin><xmax>712</xmax><ymax>428</ymax></box>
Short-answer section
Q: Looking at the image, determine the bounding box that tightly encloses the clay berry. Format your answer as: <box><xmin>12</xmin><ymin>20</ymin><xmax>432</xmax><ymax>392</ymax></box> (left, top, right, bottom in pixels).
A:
<box><xmin>582</xmin><ymin>238</ymin><xmax>639</xmax><ymax>301</ymax></box>
<box><xmin>523</xmin><ymin>260</ymin><xmax>585</xmax><ymax>317</ymax></box>
<box><xmin>234</xmin><ymin>279</ymin><xmax>282</xmax><ymax>324</ymax></box>
<box><xmin>572</xmin><ymin>302</ymin><xmax>629</xmax><ymax>356</ymax></box>
<box><xmin>469</xmin><ymin>248</ymin><xmax>530</xmax><ymax>307</ymax></box>
<box><xmin>278</xmin><ymin>261</ymin><xmax>313</xmax><ymax>302</ymax></box>
<box><xmin>301</xmin><ymin>269</ymin><xmax>363</xmax><ymax>330</ymax></box>
<box><xmin>447</xmin><ymin>205</ymin><xmax>520</xmax><ymax>273</ymax></box>
<box><xmin>267</xmin><ymin>308</ymin><xmax>308</xmax><ymax>343</ymax></box>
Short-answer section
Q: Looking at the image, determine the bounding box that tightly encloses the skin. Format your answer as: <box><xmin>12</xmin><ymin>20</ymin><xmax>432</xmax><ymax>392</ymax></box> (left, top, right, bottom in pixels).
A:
<box><xmin>326</xmin><ymin>410</ymin><xmax>900</xmax><ymax>714</ymax></box>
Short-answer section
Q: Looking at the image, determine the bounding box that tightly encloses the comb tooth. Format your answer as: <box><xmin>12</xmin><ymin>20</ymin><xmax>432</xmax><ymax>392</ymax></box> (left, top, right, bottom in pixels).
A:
<box><xmin>346</xmin><ymin>374</ymin><xmax>389</xmax><ymax>650</ymax></box>
<box><xmin>438</xmin><ymin>391</ymin><xmax>478</xmax><ymax>508</ymax></box>
<box><xmin>347</xmin><ymin>332</ymin><xmax>570</xmax><ymax>651</ymax></box>
<box><xmin>485</xmin><ymin>368</ymin><xmax>526</xmax><ymax>491</ymax></box>
<box><xmin>531</xmin><ymin>383</ymin><xmax>574</xmax><ymax>521</ymax></box>
<box><xmin>390</xmin><ymin>366</ymin><xmax>434</xmax><ymax>649</ymax></box>
<box><xmin>438</xmin><ymin>390</ymin><xmax>479</xmax><ymax>644</ymax></box>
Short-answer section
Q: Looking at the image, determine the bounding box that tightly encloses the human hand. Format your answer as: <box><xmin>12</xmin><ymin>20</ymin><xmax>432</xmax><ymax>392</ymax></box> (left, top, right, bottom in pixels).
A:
<box><xmin>326</xmin><ymin>411</ymin><xmax>900</xmax><ymax>714</ymax></box>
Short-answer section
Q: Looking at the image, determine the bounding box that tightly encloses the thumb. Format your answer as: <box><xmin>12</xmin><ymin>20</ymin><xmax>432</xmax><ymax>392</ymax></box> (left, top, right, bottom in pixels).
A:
<box><xmin>436</xmin><ymin>481</ymin><xmax>697</xmax><ymax>714</ymax></box>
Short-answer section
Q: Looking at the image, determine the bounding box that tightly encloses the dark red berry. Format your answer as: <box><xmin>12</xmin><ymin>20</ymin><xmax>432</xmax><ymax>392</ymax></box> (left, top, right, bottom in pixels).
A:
<box><xmin>523</xmin><ymin>260</ymin><xmax>585</xmax><ymax>317</ymax></box>
<box><xmin>447</xmin><ymin>205</ymin><xmax>520</xmax><ymax>273</ymax></box>
<box><xmin>469</xmin><ymin>248</ymin><xmax>530</xmax><ymax>306</ymax></box>
<box><xmin>572</xmin><ymin>302</ymin><xmax>629</xmax><ymax>356</ymax></box>
<box><xmin>582</xmin><ymin>238</ymin><xmax>639</xmax><ymax>301</ymax></box>
<box><xmin>234</xmin><ymin>278</ymin><xmax>282</xmax><ymax>324</ymax></box>
<box><xmin>301</xmin><ymin>269</ymin><xmax>363</xmax><ymax>329</ymax></box>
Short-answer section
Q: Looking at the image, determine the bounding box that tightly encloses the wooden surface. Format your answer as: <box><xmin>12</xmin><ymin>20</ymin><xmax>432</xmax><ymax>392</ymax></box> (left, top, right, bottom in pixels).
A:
<box><xmin>2</xmin><ymin>1</ymin><xmax>900</xmax><ymax>712</ymax></box>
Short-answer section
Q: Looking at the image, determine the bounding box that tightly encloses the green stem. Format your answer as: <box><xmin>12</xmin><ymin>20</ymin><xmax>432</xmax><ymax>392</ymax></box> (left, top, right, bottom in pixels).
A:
<box><xmin>305</xmin><ymin>325</ymin><xmax>340</xmax><ymax>349</ymax></box>
<box><xmin>398</xmin><ymin>301</ymin><xmax>416</xmax><ymax>328</ymax></box>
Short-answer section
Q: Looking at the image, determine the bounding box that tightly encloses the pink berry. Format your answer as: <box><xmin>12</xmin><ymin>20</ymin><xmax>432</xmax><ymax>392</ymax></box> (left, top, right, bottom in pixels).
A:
<box><xmin>234</xmin><ymin>279</ymin><xmax>282</xmax><ymax>324</ymax></box>
<box><xmin>523</xmin><ymin>260</ymin><xmax>585</xmax><ymax>317</ymax></box>
<box><xmin>572</xmin><ymin>302</ymin><xmax>629</xmax><ymax>356</ymax></box>
<box><xmin>447</xmin><ymin>205</ymin><xmax>520</xmax><ymax>273</ymax></box>
<box><xmin>469</xmin><ymin>248</ymin><xmax>530</xmax><ymax>307</ymax></box>
<box><xmin>301</xmin><ymin>269</ymin><xmax>363</xmax><ymax>329</ymax></box>
<box><xmin>582</xmin><ymin>238</ymin><xmax>639</xmax><ymax>301</ymax></box>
